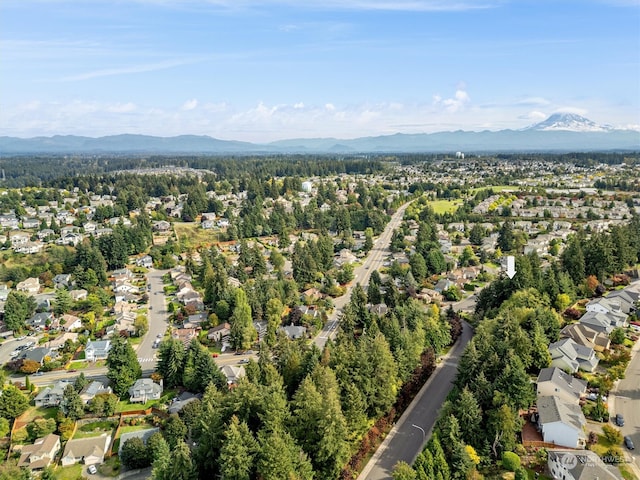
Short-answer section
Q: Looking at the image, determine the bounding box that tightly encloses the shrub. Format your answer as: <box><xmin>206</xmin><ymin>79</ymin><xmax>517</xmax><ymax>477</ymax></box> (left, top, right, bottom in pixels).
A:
<box><xmin>502</xmin><ymin>451</ymin><xmax>521</xmax><ymax>471</ymax></box>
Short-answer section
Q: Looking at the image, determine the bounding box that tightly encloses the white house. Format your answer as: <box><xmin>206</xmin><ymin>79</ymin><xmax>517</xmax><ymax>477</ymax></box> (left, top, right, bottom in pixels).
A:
<box><xmin>129</xmin><ymin>378</ymin><xmax>162</xmax><ymax>403</ymax></box>
<box><xmin>16</xmin><ymin>277</ymin><xmax>40</xmax><ymax>294</ymax></box>
<box><xmin>536</xmin><ymin>395</ymin><xmax>587</xmax><ymax>449</ymax></box>
<box><xmin>85</xmin><ymin>340</ymin><xmax>111</xmax><ymax>362</ymax></box>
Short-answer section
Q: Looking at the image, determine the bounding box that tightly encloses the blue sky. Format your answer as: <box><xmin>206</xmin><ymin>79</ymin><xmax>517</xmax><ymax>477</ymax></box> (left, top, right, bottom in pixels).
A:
<box><xmin>1</xmin><ymin>0</ymin><xmax>639</xmax><ymax>141</ymax></box>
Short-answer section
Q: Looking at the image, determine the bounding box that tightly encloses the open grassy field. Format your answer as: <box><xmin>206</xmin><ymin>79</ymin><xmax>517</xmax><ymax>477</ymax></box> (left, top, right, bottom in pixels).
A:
<box><xmin>173</xmin><ymin>222</ymin><xmax>220</xmax><ymax>247</ymax></box>
<box><xmin>428</xmin><ymin>199</ymin><xmax>463</xmax><ymax>214</ymax></box>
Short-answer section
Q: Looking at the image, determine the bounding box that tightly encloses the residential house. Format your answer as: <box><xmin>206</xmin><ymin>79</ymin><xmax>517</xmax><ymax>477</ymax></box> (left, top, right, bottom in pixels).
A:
<box><xmin>53</xmin><ymin>273</ymin><xmax>73</xmax><ymax>289</ymax></box>
<box><xmin>129</xmin><ymin>378</ymin><xmax>162</xmax><ymax>403</ymax></box>
<box><xmin>111</xmin><ymin>268</ymin><xmax>133</xmax><ymax>281</ymax></box>
<box><xmin>433</xmin><ymin>278</ymin><xmax>455</xmax><ymax>293</ymax></box>
<box><xmin>16</xmin><ymin>277</ymin><xmax>40</xmax><ymax>294</ymax></box>
<box><xmin>10</xmin><ymin>232</ymin><xmax>30</xmax><ymax>247</ymax></box>
<box><xmin>302</xmin><ymin>287</ymin><xmax>323</xmax><ymax>303</ymax></box>
<box><xmin>208</xmin><ymin>323</ymin><xmax>231</xmax><ymax>342</ymax></box>
<box><xmin>280</xmin><ymin>324</ymin><xmax>307</xmax><ymax>340</ymax></box>
<box><xmin>153</xmin><ymin>220</ymin><xmax>171</xmax><ymax>233</ymax></box>
<box><xmin>24</xmin><ymin>346</ymin><xmax>55</xmax><ymax>366</ymax></box>
<box><xmin>37</xmin><ymin>229</ymin><xmax>55</xmax><ymax>241</ymax></box>
<box><xmin>548</xmin><ymin>338</ymin><xmax>599</xmax><ymax>373</ymax></box>
<box><xmin>27</xmin><ymin>312</ymin><xmax>54</xmax><ymax>330</ymax></box>
<box><xmin>34</xmin><ymin>381</ymin><xmax>72</xmax><ymax>407</ymax></box>
<box><xmin>56</xmin><ymin>232</ymin><xmax>83</xmax><ymax>246</ymax></box>
<box><xmin>136</xmin><ymin>255</ymin><xmax>153</xmax><ymax>268</ymax></box>
<box><xmin>47</xmin><ymin>332</ymin><xmax>79</xmax><ymax>351</ymax></box>
<box><xmin>17</xmin><ymin>434</ymin><xmax>61</xmax><ymax>470</ymax></box>
<box><xmin>560</xmin><ymin>323</ymin><xmax>610</xmax><ymax>352</ymax></box>
<box><xmin>59</xmin><ymin>314</ymin><xmax>82</xmax><ymax>332</ymax></box>
<box><xmin>536</xmin><ymin>367</ymin><xmax>587</xmax><ymax>405</ymax></box>
<box><xmin>536</xmin><ymin>395</ymin><xmax>587</xmax><ymax>449</ymax></box>
<box><xmin>578</xmin><ymin>310</ymin><xmax>626</xmax><ymax>335</ymax></box>
<box><xmin>118</xmin><ymin>428</ymin><xmax>159</xmax><ymax>457</ymax></box>
<box><xmin>221</xmin><ymin>365</ymin><xmax>245</xmax><ymax>386</ymax></box>
<box><xmin>85</xmin><ymin>340</ymin><xmax>111</xmax><ymax>362</ymax></box>
<box><xmin>172</xmin><ymin>328</ymin><xmax>197</xmax><ymax>347</ymax></box>
<box><xmin>333</xmin><ymin>248</ymin><xmax>357</xmax><ymax>268</ymax></box>
<box><xmin>183</xmin><ymin>312</ymin><xmax>207</xmax><ymax>329</ymax></box>
<box><xmin>79</xmin><ymin>381</ymin><xmax>112</xmax><ymax>404</ymax></box>
<box><xmin>603</xmin><ymin>289</ymin><xmax>637</xmax><ymax>315</ymax></box>
<box><xmin>61</xmin><ymin>434</ymin><xmax>111</xmax><ymax>466</ymax></box>
<box><xmin>168</xmin><ymin>392</ymin><xmax>199</xmax><ymax>414</ymax></box>
<box><xmin>15</xmin><ymin>241</ymin><xmax>44</xmax><ymax>254</ymax></box>
<box><xmin>69</xmin><ymin>289</ymin><xmax>88</xmax><ymax>302</ymax></box>
<box><xmin>547</xmin><ymin>450</ymin><xmax>623</xmax><ymax>480</ymax></box>
<box><xmin>368</xmin><ymin>303</ymin><xmax>389</xmax><ymax>316</ymax></box>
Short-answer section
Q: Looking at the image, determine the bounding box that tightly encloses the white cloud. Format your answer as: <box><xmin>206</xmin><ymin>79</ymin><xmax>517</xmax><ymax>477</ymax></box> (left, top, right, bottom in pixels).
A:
<box><xmin>434</xmin><ymin>88</ymin><xmax>471</xmax><ymax>113</ymax></box>
<box><xmin>182</xmin><ymin>99</ymin><xmax>199</xmax><ymax>111</ymax></box>
<box><xmin>59</xmin><ymin>58</ymin><xmax>195</xmax><ymax>81</ymax></box>
<box><xmin>518</xmin><ymin>111</ymin><xmax>547</xmax><ymax>121</ymax></box>
<box><xmin>553</xmin><ymin>106</ymin><xmax>589</xmax><ymax>115</ymax></box>
<box><xmin>107</xmin><ymin>102</ymin><xmax>137</xmax><ymax>113</ymax></box>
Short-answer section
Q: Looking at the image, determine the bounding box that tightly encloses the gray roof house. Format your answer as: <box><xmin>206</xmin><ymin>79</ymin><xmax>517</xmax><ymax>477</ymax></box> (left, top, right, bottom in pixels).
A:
<box><xmin>280</xmin><ymin>324</ymin><xmax>307</xmax><ymax>340</ymax></box>
<box><xmin>24</xmin><ymin>346</ymin><xmax>55</xmax><ymax>366</ymax></box>
<box><xmin>85</xmin><ymin>340</ymin><xmax>111</xmax><ymax>362</ymax></box>
<box><xmin>61</xmin><ymin>434</ymin><xmax>111</xmax><ymax>466</ymax></box>
<box><xmin>79</xmin><ymin>381</ymin><xmax>112</xmax><ymax>404</ymax></box>
<box><xmin>560</xmin><ymin>323</ymin><xmax>610</xmax><ymax>352</ymax></box>
<box><xmin>129</xmin><ymin>378</ymin><xmax>162</xmax><ymax>403</ymax></box>
<box><xmin>579</xmin><ymin>310</ymin><xmax>626</xmax><ymax>335</ymax></box>
<box><xmin>548</xmin><ymin>338</ymin><xmax>598</xmax><ymax>373</ymax></box>
<box><xmin>536</xmin><ymin>367</ymin><xmax>587</xmax><ymax>405</ymax></box>
<box><xmin>547</xmin><ymin>450</ymin><xmax>623</xmax><ymax>480</ymax></box>
<box><xmin>536</xmin><ymin>395</ymin><xmax>587</xmax><ymax>449</ymax></box>
<box><xmin>27</xmin><ymin>312</ymin><xmax>54</xmax><ymax>330</ymax></box>
<box><xmin>34</xmin><ymin>380</ymin><xmax>72</xmax><ymax>407</ymax></box>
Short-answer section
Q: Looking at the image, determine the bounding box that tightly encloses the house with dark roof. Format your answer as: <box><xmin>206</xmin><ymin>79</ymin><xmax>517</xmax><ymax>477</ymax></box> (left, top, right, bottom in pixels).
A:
<box><xmin>536</xmin><ymin>367</ymin><xmax>587</xmax><ymax>405</ymax></box>
<box><xmin>208</xmin><ymin>322</ymin><xmax>231</xmax><ymax>342</ymax></box>
<box><xmin>23</xmin><ymin>346</ymin><xmax>55</xmax><ymax>366</ymax></box>
<box><xmin>17</xmin><ymin>433</ymin><xmax>60</xmax><ymax>470</ymax></box>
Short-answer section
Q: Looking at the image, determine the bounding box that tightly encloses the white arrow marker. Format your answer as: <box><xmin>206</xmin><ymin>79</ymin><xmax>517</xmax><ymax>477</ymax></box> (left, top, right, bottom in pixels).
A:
<box><xmin>506</xmin><ymin>255</ymin><xmax>517</xmax><ymax>279</ymax></box>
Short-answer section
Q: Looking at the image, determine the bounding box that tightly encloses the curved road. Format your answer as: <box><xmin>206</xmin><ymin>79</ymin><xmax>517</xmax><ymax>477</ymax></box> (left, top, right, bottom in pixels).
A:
<box><xmin>358</xmin><ymin>320</ymin><xmax>473</xmax><ymax>480</ymax></box>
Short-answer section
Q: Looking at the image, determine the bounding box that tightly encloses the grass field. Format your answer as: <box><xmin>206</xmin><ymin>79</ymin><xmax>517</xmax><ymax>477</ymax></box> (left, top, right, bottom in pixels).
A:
<box><xmin>54</xmin><ymin>464</ymin><xmax>82</xmax><ymax>480</ymax></box>
<box><xmin>428</xmin><ymin>199</ymin><xmax>463</xmax><ymax>214</ymax></box>
<box><xmin>21</xmin><ymin>406</ymin><xmax>58</xmax><ymax>422</ymax></box>
<box><xmin>173</xmin><ymin>222</ymin><xmax>220</xmax><ymax>247</ymax></box>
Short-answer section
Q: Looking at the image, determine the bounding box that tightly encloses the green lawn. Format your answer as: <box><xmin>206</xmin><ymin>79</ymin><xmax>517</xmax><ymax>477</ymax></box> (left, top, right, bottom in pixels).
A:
<box><xmin>73</xmin><ymin>420</ymin><xmax>117</xmax><ymax>439</ymax></box>
<box><xmin>53</xmin><ymin>464</ymin><xmax>82</xmax><ymax>480</ymax></box>
<box><xmin>21</xmin><ymin>406</ymin><xmax>58</xmax><ymax>422</ymax></box>
<box><xmin>67</xmin><ymin>360</ymin><xmax>88</xmax><ymax>370</ymax></box>
<box><xmin>115</xmin><ymin>388</ymin><xmax>177</xmax><ymax>412</ymax></box>
<box><xmin>98</xmin><ymin>455</ymin><xmax>121</xmax><ymax>477</ymax></box>
<box><xmin>428</xmin><ymin>199</ymin><xmax>463</xmax><ymax>214</ymax></box>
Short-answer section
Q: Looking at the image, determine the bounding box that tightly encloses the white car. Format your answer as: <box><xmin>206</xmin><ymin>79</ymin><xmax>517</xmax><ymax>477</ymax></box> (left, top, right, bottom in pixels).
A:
<box><xmin>10</xmin><ymin>350</ymin><xmax>20</xmax><ymax>358</ymax></box>
<box><xmin>87</xmin><ymin>464</ymin><xmax>97</xmax><ymax>474</ymax></box>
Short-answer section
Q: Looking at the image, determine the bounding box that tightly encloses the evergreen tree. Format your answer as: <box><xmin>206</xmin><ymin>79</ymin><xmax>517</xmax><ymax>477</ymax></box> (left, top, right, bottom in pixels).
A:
<box><xmin>230</xmin><ymin>288</ymin><xmax>257</xmax><ymax>351</ymax></box>
<box><xmin>106</xmin><ymin>335</ymin><xmax>142</xmax><ymax>397</ymax></box>
<box><xmin>218</xmin><ymin>416</ymin><xmax>258</xmax><ymax>480</ymax></box>
<box><xmin>157</xmin><ymin>337</ymin><xmax>185</xmax><ymax>389</ymax></box>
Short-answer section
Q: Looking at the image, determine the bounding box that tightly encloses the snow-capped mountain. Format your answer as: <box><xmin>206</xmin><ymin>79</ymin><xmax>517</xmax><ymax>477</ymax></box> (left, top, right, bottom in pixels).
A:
<box><xmin>528</xmin><ymin>113</ymin><xmax>613</xmax><ymax>132</ymax></box>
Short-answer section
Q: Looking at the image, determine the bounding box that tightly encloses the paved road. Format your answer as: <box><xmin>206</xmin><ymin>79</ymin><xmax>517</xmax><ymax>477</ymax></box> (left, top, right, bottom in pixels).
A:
<box><xmin>0</xmin><ymin>336</ymin><xmax>38</xmax><ymax>366</ymax></box>
<box><xmin>359</xmin><ymin>320</ymin><xmax>473</xmax><ymax>480</ymax></box>
<box><xmin>610</xmin><ymin>334</ymin><xmax>640</xmax><ymax>474</ymax></box>
<box><xmin>134</xmin><ymin>268</ymin><xmax>169</xmax><ymax>367</ymax></box>
<box><xmin>314</xmin><ymin>202</ymin><xmax>410</xmax><ymax>349</ymax></box>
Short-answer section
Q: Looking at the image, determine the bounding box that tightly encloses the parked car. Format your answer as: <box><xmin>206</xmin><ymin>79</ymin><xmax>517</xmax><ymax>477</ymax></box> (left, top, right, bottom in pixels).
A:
<box><xmin>615</xmin><ymin>413</ymin><xmax>625</xmax><ymax>427</ymax></box>
<box><xmin>88</xmin><ymin>464</ymin><xmax>97</xmax><ymax>474</ymax></box>
<box><xmin>34</xmin><ymin>371</ymin><xmax>44</xmax><ymax>376</ymax></box>
<box><xmin>624</xmin><ymin>436</ymin><xmax>635</xmax><ymax>450</ymax></box>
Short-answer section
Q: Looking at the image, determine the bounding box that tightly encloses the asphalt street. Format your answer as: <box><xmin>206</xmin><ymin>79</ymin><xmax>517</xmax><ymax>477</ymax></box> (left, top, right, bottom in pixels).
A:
<box><xmin>610</xmin><ymin>334</ymin><xmax>640</xmax><ymax>474</ymax></box>
<box><xmin>314</xmin><ymin>202</ymin><xmax>410</xmax><ymax>349</ymax></box>
<box><xmin>359</xmin><ymin>320</ymin><xmax>473</xmax><ymax>480</ymax></box>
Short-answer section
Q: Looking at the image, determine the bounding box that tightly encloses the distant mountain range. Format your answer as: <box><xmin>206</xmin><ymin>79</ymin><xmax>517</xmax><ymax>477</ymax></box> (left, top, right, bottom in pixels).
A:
<box><xmin>1</xmin><ymin>114</ymin><xmax>638</xmax><ymax>154</ymax></box>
